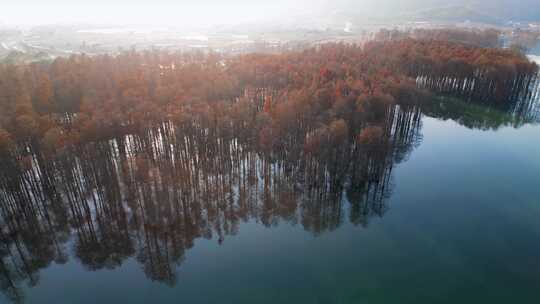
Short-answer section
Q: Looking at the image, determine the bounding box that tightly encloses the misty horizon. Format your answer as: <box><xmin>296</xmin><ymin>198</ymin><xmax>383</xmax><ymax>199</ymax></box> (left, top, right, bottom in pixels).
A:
<box><xmin>2</xmin><ymin>0</ymin><xmax>540</xmax><ymax>27</ymax></box>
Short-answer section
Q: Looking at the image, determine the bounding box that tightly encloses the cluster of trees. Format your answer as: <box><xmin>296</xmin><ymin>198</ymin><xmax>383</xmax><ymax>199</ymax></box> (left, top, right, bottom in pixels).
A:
<box><xmin>412</xmin><ymin>28</ymin><xmax>502</xmax><ymax>48</ymax></box>
<box><xmin>371</xmin><ymin>29</ymin><xmax>538</xmax><ymax>104</ymax></box>
<box><xmin>364</xmin><ymin>39</ymin><xmax>537</xmax><ymax>103</ymax></box>
<box><xmin>508</xmin><ymin>30</ymin><xmax>540</xmax><ymax>53</ymax></box>
<box><xmin>0</xmin><ymin>38</ymin><xmax>536</xmax><ymax>157</ymax></box>
<box><xmin>375</xmin><ymin>28</ymin><xmax>502</xmax><ymax>48</ymax></box>
<box><xmin>0</xmin><ymin>36</ymin><xmax>537</xmax><ymax>301</ymax></box>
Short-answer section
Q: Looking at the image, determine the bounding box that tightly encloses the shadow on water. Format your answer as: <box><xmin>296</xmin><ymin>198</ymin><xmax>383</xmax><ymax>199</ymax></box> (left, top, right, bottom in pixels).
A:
<box><xmin>0</xmin><ymin>84</ymin><xmax>539</xmax><ymax>302</ymax></box>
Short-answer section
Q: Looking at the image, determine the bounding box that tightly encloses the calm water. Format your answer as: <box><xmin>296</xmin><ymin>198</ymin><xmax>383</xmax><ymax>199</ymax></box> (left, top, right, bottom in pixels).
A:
<box><xmin>0</xmin><ymin>104</ymin><xmax>538</xmax><ymax>304</ymax></box>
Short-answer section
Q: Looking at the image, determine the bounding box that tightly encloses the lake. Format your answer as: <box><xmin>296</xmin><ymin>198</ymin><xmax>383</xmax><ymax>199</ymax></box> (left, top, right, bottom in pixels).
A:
<box><xmin>1</xmin><ymin>66</ymin><xmax>539</xmax><ymax>304</ymax></box>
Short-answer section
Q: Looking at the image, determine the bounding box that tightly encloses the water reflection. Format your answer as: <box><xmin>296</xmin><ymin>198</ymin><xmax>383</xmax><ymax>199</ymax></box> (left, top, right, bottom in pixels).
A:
<box><xmin>419</xmin><ymin>56</ymin><xmax>540</xmax><ymax>130</ymax></box>
<box><xmin>0</xmin><ymin>94</ymin><xmax>539</xmax><ymax>302</ymax></box>
<box><xmin>0</xmin><ymin>102</ymin><xmax>423</xmax><ymax>301</ymax></box>
<box><xmin>421</xmin><ymin>96</ymin><xmax>540</xmax><ymax>130</ymax></box>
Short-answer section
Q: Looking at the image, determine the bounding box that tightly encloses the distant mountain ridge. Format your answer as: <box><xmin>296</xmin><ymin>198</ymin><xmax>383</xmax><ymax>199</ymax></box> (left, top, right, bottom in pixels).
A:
<box><xmin>318</xmin><ymin>1</ymin><xmax>540</xmax><ymax>28</ymax></box>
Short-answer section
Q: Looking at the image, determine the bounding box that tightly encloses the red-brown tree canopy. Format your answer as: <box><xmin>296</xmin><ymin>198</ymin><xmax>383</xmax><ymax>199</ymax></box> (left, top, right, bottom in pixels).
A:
<box><xmin>0</xmin><ymin>38</ymin><xmax>536</xmax><ymax>155</ymax></box>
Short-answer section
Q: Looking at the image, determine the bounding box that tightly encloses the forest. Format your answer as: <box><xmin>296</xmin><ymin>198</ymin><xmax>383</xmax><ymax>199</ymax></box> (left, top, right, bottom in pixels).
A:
<box><xmin>375</xmin><ymin>28</ymin><xmax>502</xmax><ymax>48</ymax></box>
<box><xmin>0</xmin><ymin>37</ymin><xmax>536</xmax><ymax>152</ymax></box>
<box><xmin>0</xmin><ymin>33</ymin><xmax>538</xmax><ymax>301</ymax></box>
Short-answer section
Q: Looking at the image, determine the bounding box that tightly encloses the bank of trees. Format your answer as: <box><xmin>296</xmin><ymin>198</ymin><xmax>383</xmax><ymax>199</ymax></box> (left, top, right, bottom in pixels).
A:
<box><xmin>362</xmin><ymin>39</ymin><xmax>537</xmax><ymax>103</ymax></box>
<box><xmin>0</xmin><ymin>38</ymin><xmax>536</xmax><ymax>157</ymax></box>
<box><xmin>508</xmin><ymin>30</ymin><xmax>540</xmax><ymax>53</ymax></box>
<box><xmin>412</xmin><ymin>28</ymin><xmax>502</xmax><ymax>48</ymax></box>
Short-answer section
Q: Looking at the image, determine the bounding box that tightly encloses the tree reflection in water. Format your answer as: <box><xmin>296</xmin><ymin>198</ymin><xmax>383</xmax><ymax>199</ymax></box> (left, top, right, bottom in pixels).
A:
<box><xmin>0</xmin><ymin>84</ymin><xmax>538</xmax><ymax>303</ymax></box>
<box><xmin>0</xmin><ymin>101</ymin><xmax>426</xmax><ymax>301</ymax></box>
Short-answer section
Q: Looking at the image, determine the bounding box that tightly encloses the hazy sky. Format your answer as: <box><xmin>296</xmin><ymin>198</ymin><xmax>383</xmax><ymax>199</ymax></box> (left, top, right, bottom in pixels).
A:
<box><xmin>1</xmin><ymin>0</ymin><xmax>538</xmax><ymax>26</ymax></box>
<box><xmin>1</xmin><ymin>0</ymin><xmax>327</xmax><ymax>26</ymax></box>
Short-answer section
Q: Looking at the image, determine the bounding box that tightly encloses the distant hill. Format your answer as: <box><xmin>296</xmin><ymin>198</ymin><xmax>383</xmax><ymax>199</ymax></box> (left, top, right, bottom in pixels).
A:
<box><xmin>474</xmin><ymin>0</ymin><xmax>540</xmax><ymax>22</ymax></box>
<box><xmin>317</xmin><ymin>1</ymin><xmax>540</xmax><ymax>28</ymax></box>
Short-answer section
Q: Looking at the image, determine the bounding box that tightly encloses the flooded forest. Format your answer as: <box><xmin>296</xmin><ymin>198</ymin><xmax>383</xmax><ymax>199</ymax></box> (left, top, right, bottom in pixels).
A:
<box><xmin>0</xmin><ymin>32</ymin><xmax>539</xmax><ymax>302</ymax></box>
